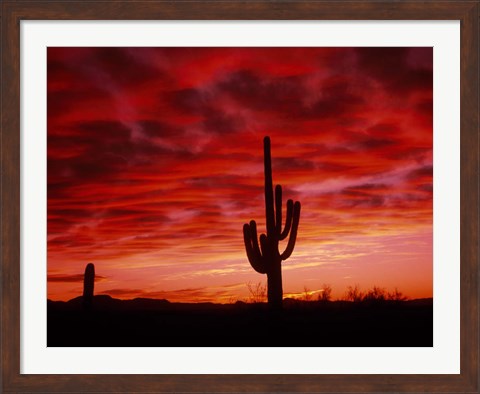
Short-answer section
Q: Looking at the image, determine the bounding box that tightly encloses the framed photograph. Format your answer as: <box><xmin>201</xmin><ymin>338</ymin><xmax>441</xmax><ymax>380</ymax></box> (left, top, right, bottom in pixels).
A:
<box><xmin>1</xmin><ymin>1</ymin><xmax>478</xmax><ymax>393</ymax></box>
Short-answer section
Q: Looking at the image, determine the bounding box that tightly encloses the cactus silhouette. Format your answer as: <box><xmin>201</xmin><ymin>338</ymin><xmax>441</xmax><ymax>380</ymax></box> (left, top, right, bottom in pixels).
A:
<box><xmin>243</xmin><ymin>136</ymin><xmax>301</xmax><ymax>309</ymax></box>
<box><xmin>83</xmin><ymin>263</ymin><xmax>95</xmax><ymax>310</ymax></box>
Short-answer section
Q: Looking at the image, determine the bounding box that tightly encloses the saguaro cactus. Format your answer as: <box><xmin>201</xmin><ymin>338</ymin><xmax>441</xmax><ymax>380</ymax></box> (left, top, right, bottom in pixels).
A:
<box><xmin>83</xmin><ymin>263</ymin><xmax>95</xmax><ymax>310</ymax></box>
<box><xmin>243</xmin><ymin>136</ymin><xmax>301</xmax><ymax>309</ymax></box>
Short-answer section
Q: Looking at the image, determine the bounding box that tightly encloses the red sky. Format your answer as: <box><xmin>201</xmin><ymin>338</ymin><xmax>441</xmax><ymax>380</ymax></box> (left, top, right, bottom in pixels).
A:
<box><xmin>47</xmin><ymin>47</ymin><xmax>433</xmax><ymax>302</ymax></box>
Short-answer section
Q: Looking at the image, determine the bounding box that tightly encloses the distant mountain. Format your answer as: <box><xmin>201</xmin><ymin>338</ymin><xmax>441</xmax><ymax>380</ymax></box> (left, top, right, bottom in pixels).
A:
<box><xmin>48</xmin><ymin>295</ymin><xmax>170</xmax><ymax>311</ymax></box>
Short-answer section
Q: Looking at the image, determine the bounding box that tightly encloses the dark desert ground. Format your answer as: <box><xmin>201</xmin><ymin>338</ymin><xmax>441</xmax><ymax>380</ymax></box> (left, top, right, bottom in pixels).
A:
<box><xmin>47</xmin><ymin>296</ymin><xmax>433</xmax><ymax>347</ymax></box>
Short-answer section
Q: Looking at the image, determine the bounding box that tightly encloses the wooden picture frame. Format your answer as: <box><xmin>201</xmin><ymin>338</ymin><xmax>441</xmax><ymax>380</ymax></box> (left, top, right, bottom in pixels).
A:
<box><xmin>1</xmin><ymin>1</ymin><xmax>478</xmax><ymax>392</ymax></box>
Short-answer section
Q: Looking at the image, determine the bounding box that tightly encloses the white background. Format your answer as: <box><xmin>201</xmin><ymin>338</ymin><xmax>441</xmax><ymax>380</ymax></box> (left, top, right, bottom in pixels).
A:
<box><xmin>21</xmin><ymin>21</ymin><xmax>460</xmax><ymax>374</ymax></box>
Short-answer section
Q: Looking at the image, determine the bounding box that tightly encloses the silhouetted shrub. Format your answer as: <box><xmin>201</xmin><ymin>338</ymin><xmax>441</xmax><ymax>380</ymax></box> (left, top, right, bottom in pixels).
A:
<box><xmin>344</xmin><ymin>285</ymin><xmax>364</xmax><ymax>302</ymax></box>
<box><xmin>246</xmin><ymin>281</ymin><xmax>267</xmax><ymax>303</ymax></box>
<box><xmin>302</xmin><ymin>286</ymin><xmax>313</xmax><ymax>301</ymax></box>
<box><xmin>344</xmin><ymin>285</ymin><xmax>409</xmax><ymax>304</ymax></box>
<box><xmin>364</xmin><ymin>286</ymin><xmax>387</xmax><ymax>302</ymax></box>
<box><xmin>318</xmin><ymin>284</ymin><xmax>332</xmax><ymax>301</ymax></box>
<box><xmin>387</xmin><ymin>288</ymin><xmax>408</xmax><ymax>301</ymax></box>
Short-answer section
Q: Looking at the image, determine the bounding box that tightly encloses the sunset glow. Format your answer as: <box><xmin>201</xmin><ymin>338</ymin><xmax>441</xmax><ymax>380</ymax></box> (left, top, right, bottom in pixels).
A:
<box><xmin>47</xmin><ymin>47</ymin><xmax>433</xmax><ymax>302</ymax></box>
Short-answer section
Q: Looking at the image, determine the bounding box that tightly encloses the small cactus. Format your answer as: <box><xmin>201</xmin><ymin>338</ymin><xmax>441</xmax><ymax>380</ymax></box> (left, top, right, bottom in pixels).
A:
<box><xmin>243</xmin><ymin>136</ymin><xmax>301</xmax><ymax>309</ymax></box>
<box><xmin>83</xmin><ymin>263</ymin><xmax>95</xmax><ymax>310</ymax></box>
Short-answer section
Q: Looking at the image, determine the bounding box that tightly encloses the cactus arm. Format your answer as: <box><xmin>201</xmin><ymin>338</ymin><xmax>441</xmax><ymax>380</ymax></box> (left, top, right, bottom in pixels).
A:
<box><xmin>243</xmin><ymin>224</ymin><xmax>256</xmax><ymax>262</ymax></box>
<box><xmin>279</xmin><ymin>199</ymin><xmax>294</xmax><ymax>240</ymax></box>
<box><xmin>281</xmin><ymin>201</ymin><xmax>301</xmax><ymax>260</ymax></box>
<box><xmin>275</xmin><ymin>185</ymin><xmax>282</xmax><ymax>234</ymax></box>
<box><xmin>259</xmin><ymin>233</ymin><xmax>269</xmax><ymax>261</ymax></box>
<box><xmin>264</xmin><ymin>136</ymin><xmax>276</xmax><ymax>236</ymax></box>
<box><xmin>248</xmin><ymin>220</ymin><xmax>263</xmax><ymax>260</ymax></box>
<box><xmin>243</xmin><ymin>223</ymin><xmax>267</xmax><ymax>274</ymax></box>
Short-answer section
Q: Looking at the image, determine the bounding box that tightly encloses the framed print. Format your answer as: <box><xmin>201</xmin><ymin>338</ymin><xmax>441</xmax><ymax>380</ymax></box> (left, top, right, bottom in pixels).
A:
<box><xmin>1</xmin><ymin>1</ymin><xmax>478</xmax><ymax>393</ymax></box>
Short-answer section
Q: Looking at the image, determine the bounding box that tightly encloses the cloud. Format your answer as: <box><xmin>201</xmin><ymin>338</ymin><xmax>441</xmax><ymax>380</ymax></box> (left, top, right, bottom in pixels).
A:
<box><xmin>82</xmin><ymin>47</ymin><xmax>166</xmax><ymax>88</ymax></box>
<box><xmin>48</xmin><ymin>273</ymin><xmax>107</xmax><ymax>283</ymax></box>
<box><xmin>48</xmin><ymin>89</ymin><xmax>111</xmax><ymax>119</ymax></box>
<box><xmin>338</xmin><ymin>184</ymin><xmax>387</xmax><ymax>208</ymax></box>
<box><xmin>355</xmin><ymin>137</ymin><xmax>397</xmax><ymax>151</ymax></box>
<box><xmin>273</xmin><ymin>157</ymin><xmax>317</xmax><ymax>172</ymax></box>
<box><xmin>214</xmin><ymin>70</ymin><xmax>366</xmax><ymax>121</ymax></box>
<box><xmin>346</xmin><ymin>183</ymin><xmax>389</xmax><ymax>191</ymax></box>
<box><xmin>136</xmin><ymin>120</ymin><xmax>181</xmax><ymax>138</ymax></box>
<box><xmin>366</xmin><ymin>122</ymin><xmax>401</xmax><ymax>135</ymax></box>
<box><xmin>417</xmin><ymin>183</ymin><xmax>433</xmax><ymax>193</ymax></box>
<box><xmin>353</xmin><ymin>47</ymin><xmax>433</xmax><ymax>95</ymax></box>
